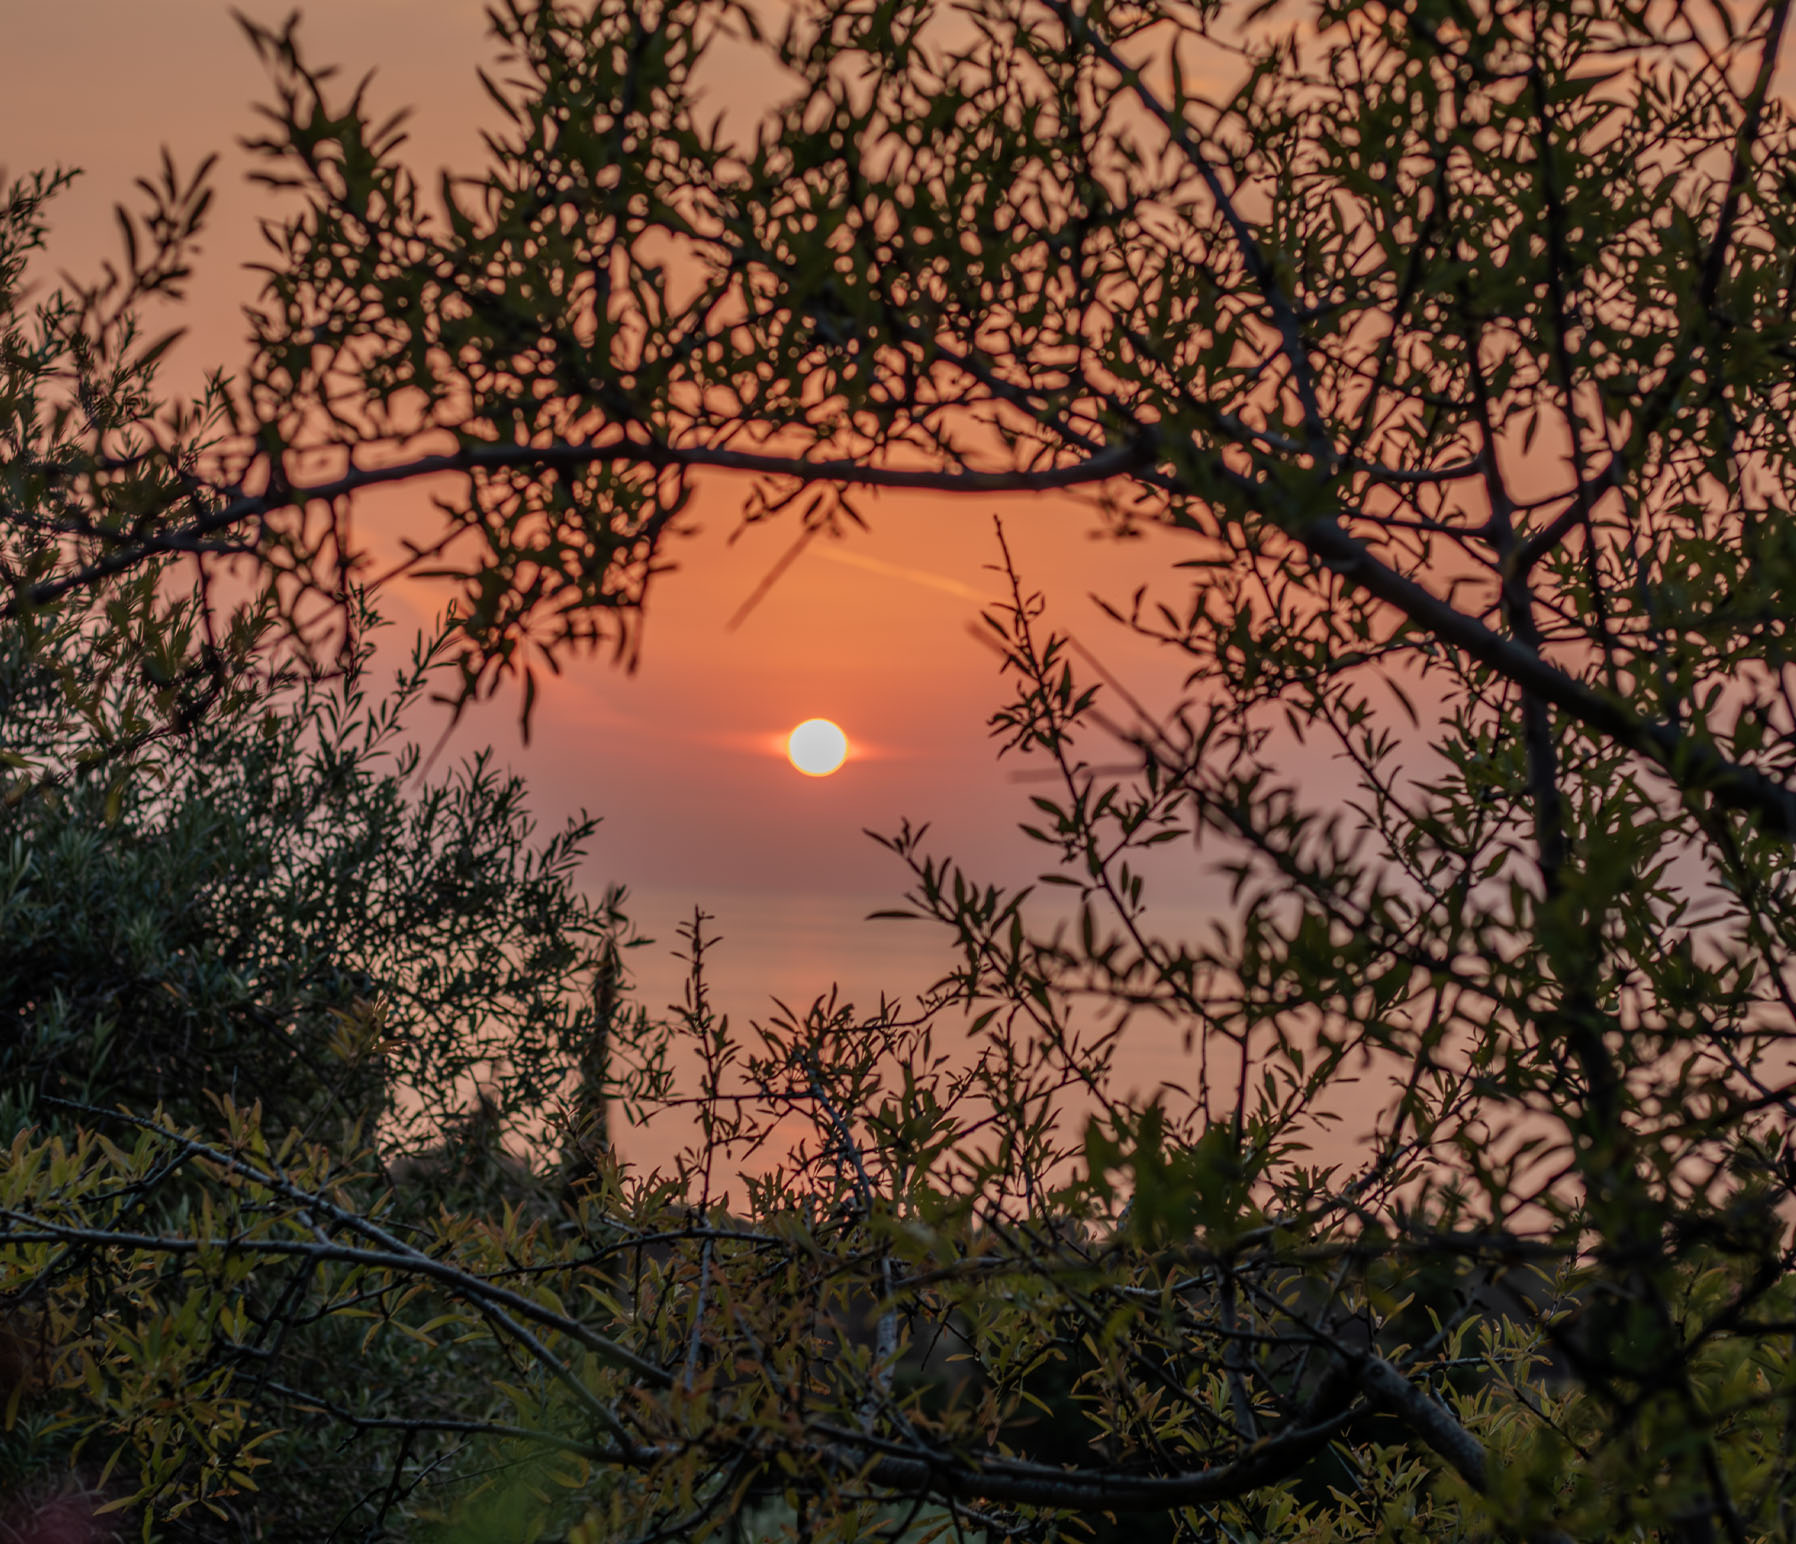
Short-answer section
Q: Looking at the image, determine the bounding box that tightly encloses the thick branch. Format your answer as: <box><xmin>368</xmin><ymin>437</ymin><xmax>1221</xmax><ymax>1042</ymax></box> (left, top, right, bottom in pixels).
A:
<box><xmin>1698</xmin><ymin>0</ymin><xmax>1794</xmax><ymax>312</ymax></box>
<box><xmin>1355</xmin><ymin>1356</ymin><xmax>1573</xmax><ymax>1544</ymax></box>
<box><xmin>845</xmin><ymin>1405</ymin><xmax>1354</xmax><ymax>1512</ymax></box>
<box><xmin>7</xmin><ymin>436</ymin><xmax>1153</xmax><ymax>617</ymax></box>
<box><xmin>1292</xmin><ymin>511</ymin><xmax>1796</xmax><ymax>837</ymax></box>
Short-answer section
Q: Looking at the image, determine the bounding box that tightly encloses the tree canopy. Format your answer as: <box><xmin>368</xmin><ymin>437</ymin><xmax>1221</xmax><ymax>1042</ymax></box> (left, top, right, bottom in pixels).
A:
<box><xmin>6</xmin><ymin>0</ymin><xmax>1796</xmax><ymax>1538</ymax></box>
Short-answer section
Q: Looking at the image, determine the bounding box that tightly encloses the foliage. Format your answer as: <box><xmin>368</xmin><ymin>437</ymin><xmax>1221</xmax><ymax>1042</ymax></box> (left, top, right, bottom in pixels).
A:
<box><xmin>0</xmin><ymin>161</ymin><xmax>635</xmax><ymax>1153</ymax></box>
<box><xmin>9</xmin><ymin>0</ymin><xmax>1796</xmax><ymax>1538</ymax></box>
<box><xmin>0</xmin><ymin>173</ymin><xmax>637</xmax><ymax>1535</ymax></box>
<box><xmin>0</xmin><ymin>604</ymin><xmax>630</xmax><ymax>1158</ymax></box>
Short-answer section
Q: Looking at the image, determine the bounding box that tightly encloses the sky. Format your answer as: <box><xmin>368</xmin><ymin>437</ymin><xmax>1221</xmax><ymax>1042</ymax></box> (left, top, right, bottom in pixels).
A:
<box><xmin>2</xmin><ymin>1</ymin><xmax>1218</xmax><ymax>1065</ymax></box>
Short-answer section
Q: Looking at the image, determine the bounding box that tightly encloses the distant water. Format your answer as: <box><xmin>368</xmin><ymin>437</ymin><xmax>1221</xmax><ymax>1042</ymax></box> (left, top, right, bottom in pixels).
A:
<box><xmin>604</xmin><ymin>886</ymin><xmax>1295</xmax><ymax>1179</ymax></box>
<box><xmin>602</xmin><ymin>888</ymin><xmax>950</xmax><ymax>1176</ymax></box>
<box><xmin>618</xmin><ymin>887</ymin><xmax>950</xmax><ymax>1031</ymax></box>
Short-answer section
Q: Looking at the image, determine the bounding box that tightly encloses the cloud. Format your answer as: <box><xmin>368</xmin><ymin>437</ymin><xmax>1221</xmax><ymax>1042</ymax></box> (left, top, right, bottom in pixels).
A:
<box><xmin>809</xmin><ymin>545</ymin><xmax>996</xmax><ymax>606</ymax></box>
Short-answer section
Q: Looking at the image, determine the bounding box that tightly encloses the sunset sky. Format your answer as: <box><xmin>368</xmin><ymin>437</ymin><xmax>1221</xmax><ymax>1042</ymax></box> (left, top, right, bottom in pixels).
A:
<box><xmin>3</xmin><ymin>1</ymin><xmax>1217</xmax><ymax>1043</ymax></box>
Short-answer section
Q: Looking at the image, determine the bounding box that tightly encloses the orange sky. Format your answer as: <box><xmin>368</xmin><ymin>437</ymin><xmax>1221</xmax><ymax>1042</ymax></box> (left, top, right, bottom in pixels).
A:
<box><xmin>3</xmin><ymin>1</ymin><xmax>1220</xmax><ymax>1034</ymax></box>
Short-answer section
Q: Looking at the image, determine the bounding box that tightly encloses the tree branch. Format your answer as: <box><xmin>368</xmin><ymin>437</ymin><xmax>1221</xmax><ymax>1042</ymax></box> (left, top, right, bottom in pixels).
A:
<box><xmin>7</xmin><ymin>435</ymin><xmax>1154</xmax><ymax>617</ymax></box>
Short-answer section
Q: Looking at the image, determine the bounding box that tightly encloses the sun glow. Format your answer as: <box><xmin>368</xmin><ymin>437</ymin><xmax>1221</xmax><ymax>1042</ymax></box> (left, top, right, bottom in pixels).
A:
<box><xmin>786</xmin><ymin>719</ymin><xmax>848</xmax><ymax>777</ymax></box>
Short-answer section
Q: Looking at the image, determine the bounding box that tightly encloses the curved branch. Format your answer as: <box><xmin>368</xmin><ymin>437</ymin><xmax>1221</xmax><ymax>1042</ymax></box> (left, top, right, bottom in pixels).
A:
<box><xmin>1292</xmin><ymin>510</ymin><xmax>1796</xmax><ymax>837</ymax></box>
<box><xmin>7</xmin><ymin>435</ymin><xmax>1154</xmax><ymax>617</ymax></box>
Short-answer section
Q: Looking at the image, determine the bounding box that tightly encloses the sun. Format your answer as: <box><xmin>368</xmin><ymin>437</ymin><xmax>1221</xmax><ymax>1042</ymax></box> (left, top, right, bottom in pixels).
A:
<box><xmin>786</xmin><ymin>718</ymin><xmax>848</xmax><ymax>777</ymax></box>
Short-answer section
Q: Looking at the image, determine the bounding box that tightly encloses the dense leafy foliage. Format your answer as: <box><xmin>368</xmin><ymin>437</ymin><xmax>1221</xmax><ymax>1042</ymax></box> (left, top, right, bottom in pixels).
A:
<box><xmin>0</xmin><ymin>615</ymin><xmax>627</xmax><ymax>1151</ymax></box>
<box><xmin>7</xmin><ymin>0</ymin><xmax>1796</xmax><ymax>1538</ymax></box>
<box><xmin>0</xmin><ymin>174</ymin><xmax>634</xmax><ymax>1536</ymax></box>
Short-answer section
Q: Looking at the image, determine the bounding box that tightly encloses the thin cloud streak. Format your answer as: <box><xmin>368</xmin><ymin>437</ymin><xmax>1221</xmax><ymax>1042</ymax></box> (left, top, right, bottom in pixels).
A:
<box><xmin>809</xmin><ymin>544</ymin><xmax>998</xmax><ymax>607</ymax></box>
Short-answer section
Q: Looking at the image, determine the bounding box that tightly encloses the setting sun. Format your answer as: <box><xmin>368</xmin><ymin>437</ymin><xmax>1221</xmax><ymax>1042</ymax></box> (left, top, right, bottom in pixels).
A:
<box><xmin>786</xmin><ymin>718</ymin><xmax>848</xmax><ymax>777</ymax></box>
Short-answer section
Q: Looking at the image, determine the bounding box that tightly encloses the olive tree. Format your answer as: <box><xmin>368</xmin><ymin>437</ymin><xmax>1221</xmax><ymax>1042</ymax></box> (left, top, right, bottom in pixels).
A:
<box><xmin>8</xmin><ymin>0</ymin><xmax>1796</xmax><ymax>1538</ymax></box>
